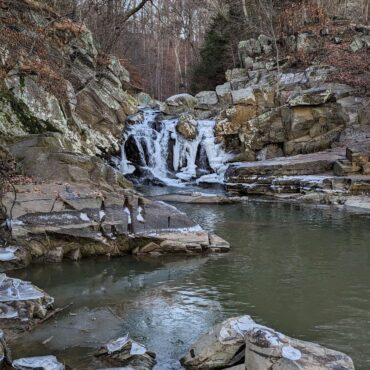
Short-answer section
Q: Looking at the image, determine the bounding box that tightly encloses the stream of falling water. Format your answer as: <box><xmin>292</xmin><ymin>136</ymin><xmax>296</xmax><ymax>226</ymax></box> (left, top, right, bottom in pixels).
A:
<box><xmin>120</xmin><ymin>109</ymin><xmax>232</xmax><ymax>186</ymax></box>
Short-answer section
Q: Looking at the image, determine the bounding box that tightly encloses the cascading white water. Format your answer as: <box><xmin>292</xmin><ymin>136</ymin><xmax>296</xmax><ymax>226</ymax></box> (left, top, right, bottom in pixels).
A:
<box><xmin>120</xmin><ymin>109</ymin><xmax>232</xmax><ymax>186</ymax></box>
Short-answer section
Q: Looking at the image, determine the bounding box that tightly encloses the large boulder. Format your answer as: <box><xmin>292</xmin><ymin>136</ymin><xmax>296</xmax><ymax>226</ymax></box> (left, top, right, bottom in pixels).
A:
<box><xmin>238</xmin><ymin>108</ymin><xmax>286</xmax><ymax>160</ymax></box>
<box><xmin>181</xmin><ymin>315</ymin><xmax>354</xmax><ymax>370</ymax></box>
<box><xmin>288</xmin><ymin>87</ymin><xmax>336</xmax><ymax>106</ymax></box>
<box><xmin>282</xmin><ymin>103</ymin><xmax>346</xmax><ymax>142</ymax></box>
<box><xmin>7</xmin><ymin>133</ymin><xmax>132</xmax><ymax>191</ymax></box>
<box><xmin>215</xmin><ymin>82</ymin><xmax>233</xmax><ymax>105</ymax></box>
<box><xmin>162</xmin><ymin>93</ymin><xmax>197</xmax><ymax>115</ymax></box>
<box><xmin>176</xmin><ymin>114</ymin><xmax>198</xmax><ymax>140</ymax></box>
<box><xmin>195</xmin><ymin>91</ymin><xmax>219</xmax><ymax>110</ymax></box>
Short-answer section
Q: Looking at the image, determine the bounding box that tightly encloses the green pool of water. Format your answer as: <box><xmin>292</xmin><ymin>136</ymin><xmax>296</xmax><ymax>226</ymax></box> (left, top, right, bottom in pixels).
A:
<box><xmin>10</xmin><ymin>200</ymin><xmax>370</xmax><ymax>369</ymax></box>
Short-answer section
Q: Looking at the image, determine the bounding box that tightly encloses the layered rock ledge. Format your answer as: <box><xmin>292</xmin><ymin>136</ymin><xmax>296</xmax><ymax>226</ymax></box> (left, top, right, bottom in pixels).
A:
<box><xmin>225</xmin><ymin>148</ymin><xmax>370</xmax><ymax>210</ymax></box>
<box><xmin>0</xmin><ymin>182</ymin><xmax>229</xmax><ymax>271</ymax></box>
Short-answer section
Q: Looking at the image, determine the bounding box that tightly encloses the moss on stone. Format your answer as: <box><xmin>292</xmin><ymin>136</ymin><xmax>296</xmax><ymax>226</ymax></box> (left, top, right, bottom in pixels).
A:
<box><xmin>0</xmin><ymin>86</ymin><xmax>62</xmax><ymax>135</ymax></box>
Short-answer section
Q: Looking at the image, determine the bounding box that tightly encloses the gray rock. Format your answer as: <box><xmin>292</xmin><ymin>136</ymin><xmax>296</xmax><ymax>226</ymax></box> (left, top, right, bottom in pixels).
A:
<box><xmin>297</xmin><ymin>33</ymin><xmax>320</xmax><ymax>52</ymax></box>
<box><xmin>162</xmin><ymin>94</ymin><xmax>197</xmax><ymax>115</ymax></box>
<box><xmin>258</xmin><ymin>34</ymin><xmax>274</xmax><ymax>54</ymax></box>
<box><xmin>181</xmin><ymin>315</ymin><xmax>354</xmax><ymax>370</ymax></box>
<box><xmin>195</xmin><ymin>91</ymin><xmax>218</xmax><ymax>110</ymax></box>
<box><xmin>95</xmin><ymin>335</ymin><xmax>156</xmax><ymax>370</ymax></box>
<box><xmin>225</xmin><ymin>68</ymin><xmax>248</xmax><ymax>82</ymax></box>
<box><xmin>350</xmin><ymin>36</ymin><xmax>364</xmax><ymax>52</ymax></box>
<box><xmin>288</xmin><ymin>87</ymin><xmax>336</xmax><ymax>106</ymax></box>
<box><xmin>239</xmin><ymin>39</ymin><xmax>262</xmax><ymax>58</ymax></box>
<box><xmin>215</xmin><ymin>83</ymin><xmax>232</xmax><ymax>105</ymax></box>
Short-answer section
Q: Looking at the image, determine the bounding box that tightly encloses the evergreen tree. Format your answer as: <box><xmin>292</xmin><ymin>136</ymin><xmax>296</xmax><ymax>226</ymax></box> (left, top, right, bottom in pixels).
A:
<box><xmin>190</xmin><ymin>4</ymin><xmax>243</xmax><ymax>93</ymax></box>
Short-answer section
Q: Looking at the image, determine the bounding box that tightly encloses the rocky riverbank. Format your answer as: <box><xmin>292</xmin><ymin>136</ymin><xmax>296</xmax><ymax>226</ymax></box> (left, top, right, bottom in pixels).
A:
<box><xmin>0</xmin><ymin>0</ymin><xmax>369</xmax><ymax>368</ymax></box>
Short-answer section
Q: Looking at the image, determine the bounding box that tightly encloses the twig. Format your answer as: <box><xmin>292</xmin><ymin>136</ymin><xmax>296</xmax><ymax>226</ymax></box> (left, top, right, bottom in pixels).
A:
<box><xmin>36</xmin><ymin>302</ymin><xmax>73</xmax><ymax>326</ymax></box>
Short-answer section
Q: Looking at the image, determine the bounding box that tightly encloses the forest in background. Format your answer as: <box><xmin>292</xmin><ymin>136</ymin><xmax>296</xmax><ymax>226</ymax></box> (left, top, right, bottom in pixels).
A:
<box><xmin>36</xmin><ymin>0</ymin><xmax>370</xmax><ymax>99</ymax></box>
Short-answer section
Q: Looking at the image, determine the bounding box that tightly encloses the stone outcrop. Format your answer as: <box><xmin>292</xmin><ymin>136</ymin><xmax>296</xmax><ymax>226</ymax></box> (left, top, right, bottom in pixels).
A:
<box><xmin>0</xmin><ymin>0</ymin><xmax>138</xmax><ymax>156</ymax></box>
<box><xmin>181</xmin><ymin>315</ymin><xmax>354</xmax><ymax>370</ymax></box>
<box><xmin>0</xmin><ymin>182</ymin><xmax>230</xmax><ymax>271</ymax></box>
<box><xmin>334</xmin><ymin>143</ymin><xmax>370</xmax><ymax>176</ymax></box>
<box><xmin>7</xmin><ymin>133</ymin><xmax>132</xmax><ymax>191</ymax></box>
<box><xmin>94</xmin><ymin>335</ymin><xmax>156</xmax><ymax>370</ymax></box>
<box><xmin>0</xmin><ymin>274</ymin><xmax>54</xmax><ymax>337</ymax></box>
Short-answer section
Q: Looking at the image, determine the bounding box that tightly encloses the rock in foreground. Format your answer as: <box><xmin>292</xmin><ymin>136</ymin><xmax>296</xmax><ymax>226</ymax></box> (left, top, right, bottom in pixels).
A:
<box><xmin>0</xmin><ymin>274</ymin><xmax>54</xmax><ymax>336</ymax></box>
<box><xmin>12</xmin><ymin>356</ymin><xmax>64</xmax><ymax>370</ymax></box>
<box><xmin>95</xmin><ymin>335</ymin><xmax>156</xmax><ymax>370</ymax></box>
<box><xmin>181</xmin><ymin>315</ymin><xmax>354</xmax><ymax>370</ymax></box>
<box><xmin>1</xmin><ymin>183</ymin><xmax>230</xmax><ymax>271</ymax></box>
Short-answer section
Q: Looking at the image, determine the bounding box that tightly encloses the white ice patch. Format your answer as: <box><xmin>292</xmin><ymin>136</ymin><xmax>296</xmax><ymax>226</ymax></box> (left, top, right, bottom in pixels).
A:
<box><xmin>123</xmin><ymin>207</ymin><xmax>132</xmax><ymax>224</ymax></box>
<box><xmin>106</xmin><ymin>335</ymin><xmax>130</xmax><ymax>354</ymax></box>
<box><xmin>12</xmin><ymin>355</ymin><xmax>64</xmax><ymax>370</ymax></box>
<box><xmin>282</xmin><ymin>345</ymin><xmax>302</xmax><ymax>361</ymax></box>
<box><xmin>0</xmin><ymin>303</ymin><xmax>19</xmax><ymax>319</ymax></box>
<box><xmin>219</xmin><ymin>315</ymin><xmax>286</xmax><ymax>346</ymax></box>
<box><xmin>79</xmin><ymin>213</ymin><xmax>90</xmax><ymax>222</ymax></box>
<box><xmin>136</xmin><ymin>206</ymin><xmax>145</xmax><ymax>223</ymax></box>
<box><xmin>0</xmin><ymin>274</ymin><xmax>45</xmax><ymax>302</ymax></box>
<box><xmin>0</xmin><ymin>246</ymin><xmax>18</xmax><ymax>261</ymax></box>
<box><xmin>130</xmin><ymin>342</ymin><xmax>147</xmax><ymax>355</ymax></box>
<box><xmin>99</xmin><ymin>210</ymin><xmax>106</xmax><ymax>221</ymax></box>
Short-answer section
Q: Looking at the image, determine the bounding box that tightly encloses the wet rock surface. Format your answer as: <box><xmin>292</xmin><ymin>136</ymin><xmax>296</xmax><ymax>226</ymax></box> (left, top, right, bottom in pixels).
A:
<box><xmin>181</xmin><ymin>315</ymin><xmax>355</xmax><ymax>370</ymax></box>
<box><xmin>95</xmin><ymin>335</ymin><xmax>156</xmax><ymax>370</ymax></box>
<box><xmin>0</xmin><ymin>274</ymin><xmax>54</xmax><ymax>336</ymax></box>
<box><xmin>153</xmin><ymin>191</ymin><xmax>240</xmax><ymax>204</ymax></box>
<box><xmin>0</xmin><ymin>182</ymin><xmax>230</xmax><ymax>271</ymax></box>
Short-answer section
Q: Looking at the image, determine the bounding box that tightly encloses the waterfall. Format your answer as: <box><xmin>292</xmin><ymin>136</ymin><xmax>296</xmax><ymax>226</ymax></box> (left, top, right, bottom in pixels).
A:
<box><xmin>120</xmin><ymin>109</ymin><xmax>232</xmax><ymax>186</ymax></box>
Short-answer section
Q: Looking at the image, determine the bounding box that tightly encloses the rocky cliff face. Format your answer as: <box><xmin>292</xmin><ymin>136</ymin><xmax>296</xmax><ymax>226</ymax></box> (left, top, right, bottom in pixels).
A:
<box><xmin>0</xmin><ymin>0</ymin><xmax>138</xmax><ymax>156</ymax></box>
<box><xmin>163</xmin><ymin>26</ymin><xmax>370</xmax><ymax>164</ymax></box>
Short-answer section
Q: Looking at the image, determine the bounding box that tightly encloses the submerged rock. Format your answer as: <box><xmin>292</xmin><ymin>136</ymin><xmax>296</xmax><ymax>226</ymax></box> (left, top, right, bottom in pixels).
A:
<box><xmin>95</xmin><ymin>335</ymin><xmax>156</xmax><ymax>370</ymax></box>
<box><xmin>181</xmin><ymin>315</ymin><xmax>354</xmax><ymax>370</ymax></box>
<box><xmin>0</xmin><ymin>274</ymin><xmax>54</xmax><ymax>335</ymax></box>
<box><xmin>12</xmin><ymin>355</ymin><xmax>64</xmax><ymax>370</ymax></box>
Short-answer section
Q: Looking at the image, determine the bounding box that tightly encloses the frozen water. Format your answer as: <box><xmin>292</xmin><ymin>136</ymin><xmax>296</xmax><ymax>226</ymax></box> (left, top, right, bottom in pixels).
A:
<box><xmin>0</xmin><ymin>246</ymin><xmax>18</xmax><ymax>261</ymax></box>
<box><xmin>120</xmin><ymin>109</ymin><xmax>232</xmax><ymax>186</ymax></box>
<box><xmin>0</xmin><ymin>274</ymin><xmax>46</xmax><ymax>302</ymax></box>
<box><xmin>12</xmin><ymin>355</ymin><xmax>64</xmax><ymax>370</ymax></box>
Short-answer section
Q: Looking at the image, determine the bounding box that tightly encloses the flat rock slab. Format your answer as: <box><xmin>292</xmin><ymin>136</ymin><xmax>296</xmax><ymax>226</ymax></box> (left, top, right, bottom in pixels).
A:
<box><xmin>154</xmin><ymin>192</ymin><xmax>239</xmax><ymax>204</ymax></box>
<box><xmin>226</xmin><ymin>150</ymin><xmax>345</xmax><ymax>180</ymax></box>
<box><xmin>1</xmin><ymin>183</ymin><xmax>230</xmax><ymax>270</ymax></box>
